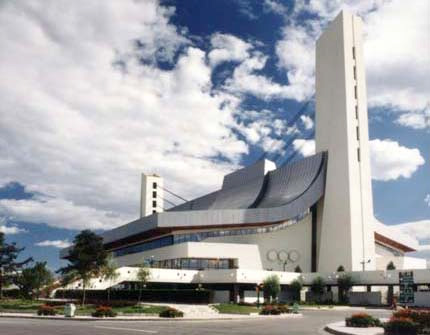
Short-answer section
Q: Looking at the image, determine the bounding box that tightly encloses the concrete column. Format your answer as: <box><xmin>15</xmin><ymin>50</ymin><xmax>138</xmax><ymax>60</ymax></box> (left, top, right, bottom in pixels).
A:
<box><xmin>367</xmin><ymin>285</ymin><xmax>371</xmax><ymax>292</ymax></box>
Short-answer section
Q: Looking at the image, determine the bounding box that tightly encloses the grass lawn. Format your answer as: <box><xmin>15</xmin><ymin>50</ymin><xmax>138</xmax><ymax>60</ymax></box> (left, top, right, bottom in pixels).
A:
<box><xmin>0</xmin><ymin>299</ymin><xmax>168</xmax><ymax>316</ymax></box>
<box><xmin>213</xmin><ymin>303</ymin><xmax>261</xmax><ymax>315</ymax></box>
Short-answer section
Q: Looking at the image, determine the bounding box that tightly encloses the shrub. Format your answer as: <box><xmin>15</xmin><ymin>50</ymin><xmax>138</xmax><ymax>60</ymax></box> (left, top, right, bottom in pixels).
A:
<box><xmin>276</xmin><ymin>304</ymin><xmax>290</xmax><ymax>314</ymax></box>
<box><xmin>159</xmin><ymin>307</ymin><xmax>184</xmax><ymax>318</ymax></box>
<box><xmin>37</xmin><ymin>305</ymin><xmax>57</xmax><ymax>316</ymax></box>
<box><xmin>260</xmin><ymin>305</ymin><xmax>281</xmax><ymax>315</ymax></box>
<box><xmin>310</xmin><ymin>277</ymin><xmax>326</xmax><ymax>295</ymax></box>
<box><xmin>92</xmin><ymin>306</ymin><xmax>117</xmax><ymax>318</ymax></box>
<box><xmin>289</xmin><ymin>279</ymin><xmax>302</xmax><ymax>302</ymax></box>
<box><xmin>337</xmin><ymin>274</ymin><xmax>354</xmax><ymax>303</ymax></box>
<box><xmin>337</xmin><ymin>265</ymin><xmax>345</xmax><ymax>272</ymax></box>
<box><xmin>384</xmin><ymin>317</ymin><xmax>418</xmax><ymax>335</ymax></box>
<box><xmin>345</xmin><ymin>313</ymin><xmax>381</xmax><ymax>328</ymax></box>
<box><xmin>393</xmin><ymin>309</ymin><xmax>430</xmax><ymax>333</ymax></box>
<box><xmin>263</xmin><ymin>275</ymin><xmax>281</xmax><ymax>302</ymax></box>
<box><xmin>386</xmin><ymin>261</ymin><xmax>396</xmax><ymax>270</ymax></box>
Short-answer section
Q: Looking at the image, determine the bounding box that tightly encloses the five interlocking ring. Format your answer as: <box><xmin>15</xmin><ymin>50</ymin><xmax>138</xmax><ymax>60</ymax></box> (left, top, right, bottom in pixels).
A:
<box><xmin>266</xmin><ymin>249</ymin><xmax>301</xmax><ymax>263</ymax></box>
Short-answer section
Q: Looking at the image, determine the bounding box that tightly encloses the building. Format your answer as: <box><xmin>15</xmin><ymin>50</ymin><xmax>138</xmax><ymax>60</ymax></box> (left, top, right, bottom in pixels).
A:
<box><xmin>60</xmin><ymin>11</ymin><xmax>428</xmax><ymax>304</ymax></box>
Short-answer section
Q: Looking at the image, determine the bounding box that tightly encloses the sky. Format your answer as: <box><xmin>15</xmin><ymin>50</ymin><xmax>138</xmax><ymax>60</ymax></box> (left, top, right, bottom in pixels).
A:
<box><xmin>0</xmin><ymin>0</ymin><xmax>429</xmax><ymax>271</ymax></box>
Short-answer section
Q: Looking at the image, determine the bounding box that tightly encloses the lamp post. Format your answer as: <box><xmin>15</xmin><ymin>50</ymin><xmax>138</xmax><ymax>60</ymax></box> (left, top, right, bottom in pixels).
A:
<box><xmin>256</xmin><ymin>283</ymin><xmax>263</xmax><ymax>308</ymax></box>
<box><xmin>360</xmin><ymin>259</ymin><xmax>371</xmax><ymax>271</ymax></box>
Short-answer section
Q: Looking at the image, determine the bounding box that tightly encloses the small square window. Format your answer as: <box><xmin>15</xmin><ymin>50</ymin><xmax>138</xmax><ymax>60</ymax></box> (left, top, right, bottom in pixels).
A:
<box><xmin>153</xmin><ymin>191</ymin><xmax>157</xmax><ymax>198</ymax></box>
<box><xmin>152</xmin><ymin>200</ymin><xmax>157</xmax><ymax>208</ymax></box>
<box><xmin>153</xmin><ymin>182</ymin><xmax>157</xmax><ymax>189</ymax></box>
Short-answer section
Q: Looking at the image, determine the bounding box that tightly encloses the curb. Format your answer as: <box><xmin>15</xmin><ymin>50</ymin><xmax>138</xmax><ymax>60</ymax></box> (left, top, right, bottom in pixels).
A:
<box><xmin>0</xmin><ymin>313</ymin><xmax>303</xmax><ymax>322</ymax></box>
<box><xmin>324</xmin><ymin>322</ymin><xmax>384</xmax><ymax>335</ymax></box>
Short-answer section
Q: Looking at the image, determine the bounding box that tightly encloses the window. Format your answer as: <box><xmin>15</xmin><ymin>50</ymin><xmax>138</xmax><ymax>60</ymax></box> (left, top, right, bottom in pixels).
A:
<box><xmin>356</xmin><ymin>126</ymin><xmax>360</xmax><ymax>141</ymax></box>
<box><xmin>153</xmin><ymin>182</ymin><xmax>157</xmax><ymax>189</ymax></box>
<box><xmin>355</xmin><ymin>105</ymin><xmax>359</xmax><ymax>119</ymax></box>
<box><xmin>152</xmin><ymin>200</ymin><xmax>157</xmax><ymax>208</ymax></box>
<box><xmin>352</xmin><ymin>46</ymin><xmax>356</xmax><ymax>59</ymax></box>
<box><xmin>152</xmin><ymin>191</ymin><xmax>157</xmax><ymax>198</ymax></box>
<box><xmin>353</xmin><ymin>66</ymin><xmax>357</xmax><ymax>80</ymax></box>
<box><xmin>354</xmin><ymin>85</ymin><xmax>358</xmax><ymax>99</ymax></box>
<box><xmin>357</xmin><ymin>148</ymin><xmax>361</xmax><ymax>162</ymax></box>
<box><xmin>152</xmin><ymin>210</ymin><xmax>156</xmax><ymax>214</ymax></box>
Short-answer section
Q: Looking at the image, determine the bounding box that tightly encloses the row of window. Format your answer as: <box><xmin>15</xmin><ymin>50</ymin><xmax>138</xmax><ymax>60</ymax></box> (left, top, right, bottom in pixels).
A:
<box><xmin>353</xmin><ymin>46</ymin><xmax>361</xmax><ymax>163</ymax></box>
<box><xmin>152</xmin><ymin>258</ymin><xmax>236</xmax><ymax>270</ymax></box>
<box><xmin>112</xmin><ymin>211</ymin><xmax>309</xmax><ymax>258</ymax></box>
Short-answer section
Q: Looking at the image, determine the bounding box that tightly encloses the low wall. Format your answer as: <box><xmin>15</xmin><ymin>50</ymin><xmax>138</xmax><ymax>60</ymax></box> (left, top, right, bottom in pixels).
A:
<box><xmin>348</xmin><ymin>292</ymin><xmax>382</xmax><ymax>306</ymax></box>
<box><xmin>414</xmin><ymin>292</ymin><xmax>430</xmax><ymax>307</ymax></box>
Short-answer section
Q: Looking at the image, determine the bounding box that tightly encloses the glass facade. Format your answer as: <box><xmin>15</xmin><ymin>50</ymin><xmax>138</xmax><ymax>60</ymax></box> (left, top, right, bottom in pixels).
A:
<box><xmin>152</xmin><ymin>258</ymin><xmax>234</xmax><ymax>270</ymax></box>
<box><xmin>112</xmin><ymin>235</ymin><xmax>173</xmax><ymax>257</ymax></box>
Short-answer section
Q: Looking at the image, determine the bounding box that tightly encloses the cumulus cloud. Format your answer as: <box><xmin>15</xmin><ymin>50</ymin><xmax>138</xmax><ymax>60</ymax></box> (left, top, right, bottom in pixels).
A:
<box><xmin>369</xmin><ymin>139</ymin><xmax>425</xmax><ymax>181</ymax></box>
<box><xmin>263</xmin><ymin>0</ymin><xmax>288</xmax><ymax>15</ymax></box>
<box><xmin>35</xmin><ymin>239</ymin><xmax>72</xmax><ymax>249</ymax></box>
<box><xmin>0</xmin><ymin>0</ymin><xmax>249</xmax><ymax>231</ymax></box>
<box><xmin>394</xmin><ymin>220</ymin><xmax>430</xmax><ymax>244</ymax></box>
<box><xmin>0</xmin><ymin>224</ymin><xmax>27</xmax><ymax>235</ymax></box>
<box><xmin>208</xmin><ymin>33</ymin><xmax>252</xmax><ymax>67</ymax></box>
<box><xmin>293</xmin><ymin>139</ymin><xmax>315</xmax><ymax>157</ymax></box>
<box><xmin>274</xmin><ymin>0</ymin><xmax>430</xmax><ymax>127</ymax></box>
<box><xmin>300</xmin><ymin>115</ymin><xmax>314</xmax><ymax>130</ymax></box>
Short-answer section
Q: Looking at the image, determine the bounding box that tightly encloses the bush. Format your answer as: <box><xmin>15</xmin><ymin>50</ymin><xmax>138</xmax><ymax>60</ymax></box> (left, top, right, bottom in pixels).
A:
<box><xmin>384</xmin><ymin>317</ymin><xmax>418</xmax><ymax>335</ymax></box>
<box><xmin>263</xmin><ymin>275</ymin><xmax>281</xmax><ymax>302</ymax></box>
<box><xmin>310</xmin><ymin>277</ymin><xmax>325</xmax><ymax>295</ymax></box>
<box><xmin>159</xmin><ymin>307</ymin><xmax>184</xmax><ymax>318</ymax></box>
<box><xmin>260</xmin><ymin>305</ymin><xmax>281</xmax><ymax>315</ymax></box>
<box><xmin>276</xmin><ymin>304</ymin><xmax>290</xmax><ymax>314</ymax></box>
<box><xmin>345</xmin><ymin>313</ymin><xmax>381</xmax><ymax>328</ymax></box>
<box><xmin>37</xmin><ymin>305</ymin><xmax>57</xmax><ymax>316</ymax></box>
<box><xmin>289</xmin><ymin>279</ymin><xmax>302</xmax><ymax>302</ymax></box>
<box><xmin>92</xmin><ymin>306</ymin><xmax>117</xmax><ymax>318</ymax></box>
<box><xmin>393</xmin><ymin>309</ymin><xmax>430</xmax><ymax>333</ymax></box>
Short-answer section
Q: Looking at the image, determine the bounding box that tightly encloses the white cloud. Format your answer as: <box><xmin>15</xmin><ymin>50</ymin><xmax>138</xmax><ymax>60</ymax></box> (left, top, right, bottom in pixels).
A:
<box><xmin>224</xmin><ymin>52</ymin><xmax>311</xmax><ymax>101</ymax></box>
<box><xmin>293</xmin><ymin>139</ymin><xmax>315</xmax><ymax>157</ymax></box>
<box><xmin>0</xmin><ymin>224</ymin><xmax>27</xmax><ymax>235</ymax></box>
<box><xmin>0</xmin><ymin>0</ymin><xmax>249</xmax><ymax>231</ymax></box>
<box><xmin>300</xmin><ymin>115</ymin><xmax>314</xmax><ymax>130</ymax></box>
<box><xmin>208</xmin><ymin>33</ymin><xmax>252</xmax><ymax>67</ymax></box>
<box><xmin>369</xmin><ymin>139</ymin><xmax>425</xmax><ymax>181</ymax></box>
<box><xmin>394</xmin><ymin>220</ymin><xmax>430</xmax><ymax>244</ymax></box>
<box><xmin>35</xmin><ymin>239</ymin><xmax>72</xmax><ymax>249</ymax></box>
<box><xmin>425</xmin><ymin>194</ymin><xmax>430</xmax><ymax>207</ymax></box>
<box><xmin>263</xmin><ymin>0</ymin><xmax>288</xmax><ymax>15</ymax></box>
<box><xmin>275</xmin><ymin>0</ymin><xmax>430</xmax><ymax>125</ymax></box>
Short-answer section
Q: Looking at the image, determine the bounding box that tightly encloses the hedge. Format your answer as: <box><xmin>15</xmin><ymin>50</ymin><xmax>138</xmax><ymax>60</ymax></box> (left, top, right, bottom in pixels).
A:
<box><xmin>55</xmin><ymin>289</ymin><xmax>213</xmax><ymax>304</ymax></box>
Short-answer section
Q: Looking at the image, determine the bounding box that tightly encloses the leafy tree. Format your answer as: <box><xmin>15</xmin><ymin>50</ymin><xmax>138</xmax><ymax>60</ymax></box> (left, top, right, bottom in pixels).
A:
<box><xmin>263</xmin><ymin>275</ymin><xmax>281</xmax><ymax>302</ymax></box>
<box><xmin>337</xmin><ymin>274</ymin><xmax>354</xmax><ymax>303</ymax></box>
<box><xmin>289</xmin><ymin>279</ymin><xmax>303</xmax><ymax>302</ymax></box>
<box><xmin>101</xmin><ymin>256</ymin><xmax>119</xmax><ymax>302</ymax></box>
<box><xmin>386</xmin><ymin>261</ymin><xmax>396</xmax><ymax>270</ymax></box>
<box><xmin>294</xmin><ymin>265</ymin><xmax>302</xmax><ymax>273</ymax></box>
<box><xmin>16</xmin><ymin>262</ymin><xmax>54</xmax><ymax>299</ymax></box>
<box><xmin>0</xmin><ymin>232</ymin><xmax>33</xmax><ymax>299</ymax></box>
<box><xmin>58</xmin><ymin>230</ymin><xmax>108</xmax><ymax>306</ymax></box>
<box><xmin>337</xmin><ymin>265</ymin><xmax>345</xmax><ymax>272</ymax></box>
<box><xmin>136</xmin><ymin>265</ymin><xmax>151</xmax><ymax>303</ymax></box>
<box><xmin>310</xmin><ymin>276</ymin><xmax>326</xmax><ymax>296</ymax></box>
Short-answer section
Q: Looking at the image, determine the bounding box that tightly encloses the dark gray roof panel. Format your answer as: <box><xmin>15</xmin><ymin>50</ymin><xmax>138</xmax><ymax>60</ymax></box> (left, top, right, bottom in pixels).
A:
<box><xmin>256</xmin><ymin>152</ymin><xmax>325</xmax><ymax>208</ymax></box>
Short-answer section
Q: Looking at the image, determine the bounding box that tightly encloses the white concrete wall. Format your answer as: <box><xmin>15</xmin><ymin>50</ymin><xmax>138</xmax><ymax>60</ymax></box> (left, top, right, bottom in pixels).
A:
<box><xmin>315</xmin><ymin>10</ymin><xmax>375</xmax><ymax>272</ymax></box>
<box><xmin>205</xmin><ymin>217</ymin><xmax>312</xmax><ymax>272</ymax></box>
<box><xmin>141</xmin><ymin>174</ymin><xmax>163</xmax><ymax>217</ymax></box>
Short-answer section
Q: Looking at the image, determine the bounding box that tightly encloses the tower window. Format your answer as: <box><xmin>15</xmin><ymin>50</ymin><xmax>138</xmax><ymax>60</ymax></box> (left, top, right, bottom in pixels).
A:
<box><xmin>357</xmin><ymin>148</ymin><xmax>361</xmax><ymax>162</ymax></box>
<box><xmin>152</xmin><ymin>200</ymin><xmax>157</xmax><ymax>208</ymax></box>
<box><xmin>353</xmin><ymin>66</ymin><xmax>357</xmax><ymax>80</ymax></box>
<box><xmin>354</xmin><ymin>85</ymin><xmax>358</xmax><ymax>99</ymax></box>
<box><xmin>352</xmin><ymin>46</ymin><xmax>356</xmax><ymax>59</ymax></box>
<box><xmin>153</xmin><ymin>182</ymin><xmax>157</xmax><ymax>189</ymax></box>
<box><xmin>153</xmin><ymin>191</ymin><xmax>157</xmax><ymax>198</ymax></box>
<box><xmin>356</xmin><ymin>126</ymin><xmax>360</xmax><ymax>140</ymax></box>
<box><xmin>152</xmin><ymin>210</ymin><xmax>156</xmax><ymax>214</ymax></box>
<box><xmin>355</xmin><ymin>105</ymin><xmax>359</xmax><ymax>119</ymax></box>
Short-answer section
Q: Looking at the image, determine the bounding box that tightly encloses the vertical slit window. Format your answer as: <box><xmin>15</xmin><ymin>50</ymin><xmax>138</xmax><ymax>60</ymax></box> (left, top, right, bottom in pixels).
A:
<box><xmin>353</xmin><ymin>66</ymin><xmax>357</xmax><ymax>80</ymax></box>
<box><xmin>354</xmin><ymin>85</ymin><xmax>358</xmax><ymax>99</ymax></box>
<box><xmin>357</xmin><ymin>148</ymin><xmax>361</xmax><ymax>162</ymax></box>
<box><xmin>355</xmin><ymin>105</ymin><xmax>359</xmax><ymax>119</ymax></box>
<box><xmin>152</xmin><ymin>200</ymin><xmax>157</xmax><ymax>208</ymax></box>
<box><xmin>356</xmin><ymin>126</ymin><xmax>360</xmax><ymax>141</ymax></box>
<box><xmin>153</xmin><ymin>182</ymin><xmax>157</xmax><ymax>189</ymax></box>
<box><xmin>352</xmin><ymin>46</ymin><xmax>356</xmax><ymax>59</ymax></box>
<box><xmin>153</xmin><ymin>191</ymin><xmax>157</xmax><ymax>198</ymax></box>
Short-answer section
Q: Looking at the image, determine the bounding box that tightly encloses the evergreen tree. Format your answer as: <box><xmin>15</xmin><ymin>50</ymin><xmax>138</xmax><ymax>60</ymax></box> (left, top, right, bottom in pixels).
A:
<box><xmin>16</xmin><ymin>262</ymin><xmax>53</xmax><ymax>299</ymax></box>
<box><xmin>263</xmin><ymin>275</ymin><xmax>281</xmax><ymax>302</ymax></box>
<box><xmin>294</xmin><ymin>265</ymin><xmax>302</xmax><ymax>273</ymax></box>
<box><xmin>337</xmin><ymin>265</ymin><xmax>345</xmax><ymax>272</ymax></box>
<box><xmin>386</xmin><ymin>261</ymin><xmax>396</xmax><ymax>270</ymax></box>
<box><xmin>58</xmin><ymin>230</ymin><xmax>107</xmax><ymax>306</ymax></box>
<box><xmin>0</xmin><ymin>232</ymin><xmax>33</xmax><ymax>299</ymax></box>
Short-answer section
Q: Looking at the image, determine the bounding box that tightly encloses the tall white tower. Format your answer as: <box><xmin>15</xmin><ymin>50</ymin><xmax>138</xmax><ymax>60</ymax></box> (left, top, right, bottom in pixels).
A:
<box><xmin>315</xmin><ymin>11</ymin><xmax>375</xmax><ymax>272</ymax></box>
<box><xmin>140</xmin><ymin>174</ymin><xmax>164</xmax><ymax>217</ymax></box>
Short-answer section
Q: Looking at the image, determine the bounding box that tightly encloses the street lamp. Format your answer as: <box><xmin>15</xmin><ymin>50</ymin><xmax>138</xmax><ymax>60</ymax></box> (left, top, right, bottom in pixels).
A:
<box><xmin>360</xmin><ymin>259</ymin><xmax>371</xmax><ymax>271</ymax></box>
<box><xmin>256</xmin><ymin>283</ymin><xmax>264</xmax><ymax>308</ymax></box>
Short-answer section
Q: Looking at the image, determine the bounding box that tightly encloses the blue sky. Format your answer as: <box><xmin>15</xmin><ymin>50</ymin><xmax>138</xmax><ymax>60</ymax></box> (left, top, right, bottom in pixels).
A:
<box><xmin>0</xmin><ymin>0</ymin><xmax>428</xmax><ymax>270</ymax></box>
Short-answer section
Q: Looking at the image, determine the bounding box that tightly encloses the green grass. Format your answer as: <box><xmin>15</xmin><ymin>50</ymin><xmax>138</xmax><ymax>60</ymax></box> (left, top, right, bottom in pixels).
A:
<box><xmin>0</xmin><ymin>299</ymin><xmax>169</xmax><ymax>316</ymax></box>
<box><xmin>213</xmin><ymin>304</ymin><xmax>261</xmax><ymax>315</ymax></box>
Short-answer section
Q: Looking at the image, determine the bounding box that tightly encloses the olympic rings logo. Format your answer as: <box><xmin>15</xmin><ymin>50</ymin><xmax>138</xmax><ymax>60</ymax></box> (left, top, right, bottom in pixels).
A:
<box><xmin>266</xmin><ymin>249</ymin><xmax>300</xmax><ymax>263</ymax></box>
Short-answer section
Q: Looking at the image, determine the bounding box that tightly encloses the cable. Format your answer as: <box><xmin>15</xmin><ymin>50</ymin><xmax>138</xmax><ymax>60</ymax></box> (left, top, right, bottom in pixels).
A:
<box><xmin>160</xmin><ymin>186</ymin><xmax>188</xmax><ymax>202</ymax></box>
<box><xmin>160</xmin><ymin>196</ymin><xmax>177</xmax><ymax>208</ymax></box>
<box><xmin>279</xmin><ymin>130</ymin><xmax>315</xmax><ymax>167</ymax></box>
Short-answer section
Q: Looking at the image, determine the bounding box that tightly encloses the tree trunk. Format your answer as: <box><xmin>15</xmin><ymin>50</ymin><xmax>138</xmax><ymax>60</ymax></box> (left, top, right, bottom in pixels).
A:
<box><xmin>138</xmin><ymin>284</ymin><xmax>142</xmax><ymax>304</ymax></box>
<box><xmin>107</xmin><ymin>287</ymin><xmax>111</xmax><ymax>302</ymax></box>
<box><xmin>82</xmin><ymin>281</ymin><xmax>86</xmax><ymax>307</ymax></box>
<box><xmin>0</xmin><ymin>276</ymin><xmax>3</xmax><ymax>300</ymax></box>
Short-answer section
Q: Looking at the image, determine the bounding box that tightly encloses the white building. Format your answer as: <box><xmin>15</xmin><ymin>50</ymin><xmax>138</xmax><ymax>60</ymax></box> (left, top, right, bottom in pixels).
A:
<box><xmin>60</xmin><ymin>11</ymin><xmax>429</xmax><ymax>304</ymax></box>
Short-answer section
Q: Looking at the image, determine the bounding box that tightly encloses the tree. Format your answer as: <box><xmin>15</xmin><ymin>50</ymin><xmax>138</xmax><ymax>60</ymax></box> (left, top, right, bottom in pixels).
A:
<box><xmin>294</xmin><ymin>265</ymin><xmax>302</xmax><ymax>273</ymax></box>
<box><xmin>386</xmin><ymin>261</ymin><xmax>396</xmax><ymax>270</ymax></box>
<box><xmin>57</xmin><ymin>230</ymin><xmax>108</xmax><ymax>306</ymax></box>
<box><xmin>337</xmin><ymin>265</ymin><xmax>345</xmax><ymax>272</ymax></box>
<box><xmin>101</xmin><ymin>256</ymin><xmax>119</xmax><ymax>302</ymax></box>
<box><xmin>337</xmin><ymin>274</ymin><xmax>354</xmax><ymax>303</ymax></box>
<box><xmin>0</xmin><ymin>232</ymin><xmax>33</xmax><ymax>299</ymax></box>
<box><xmin>289</xmin><ymin>279</ymin><xmax>302</xmax><ymax>302</ymax></box>
<box><xmin>310</xmin><ymin>276</ymin><xmax>326</xmax><ymax>296</ymax></box>
<box><xmin>16</xmin><ymin>262</ymin><xmax>53</xmax><ymax>299</ymax></box>
<box><xmin>263</xmin><ymin>275</ymin><xmax>281</xmax><ymax>302</ymax></box>
<box><xmin>136</xmin><ymin>265</ymin><xmax>151</xmax><ymax>303</ymax></box>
